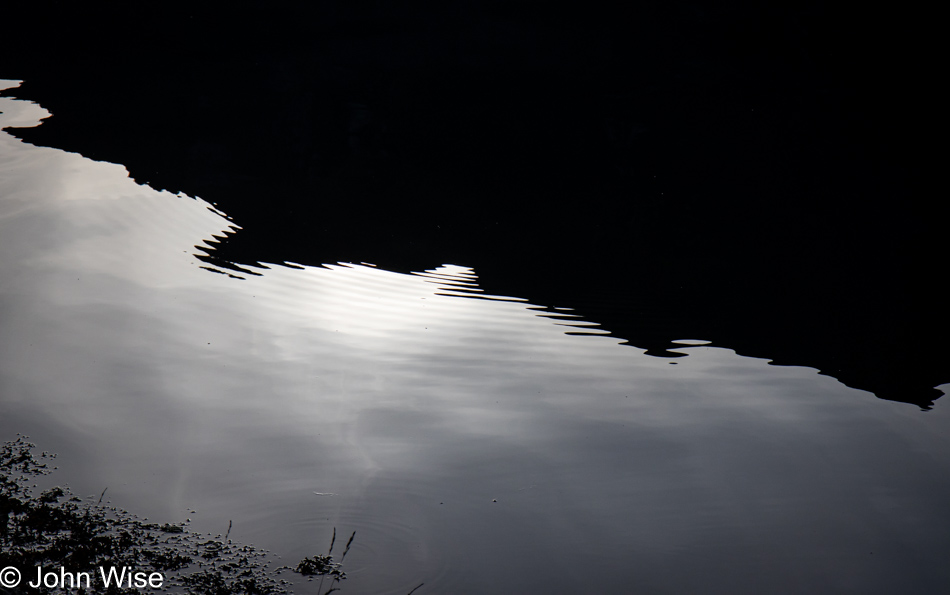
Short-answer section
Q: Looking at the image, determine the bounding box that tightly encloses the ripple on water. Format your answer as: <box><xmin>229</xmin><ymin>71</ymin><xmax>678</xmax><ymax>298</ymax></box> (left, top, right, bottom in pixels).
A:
<box><xmin>3</xmin><ymin>85</ymin><xmax>950</xmax><ymax>594</ymax></box>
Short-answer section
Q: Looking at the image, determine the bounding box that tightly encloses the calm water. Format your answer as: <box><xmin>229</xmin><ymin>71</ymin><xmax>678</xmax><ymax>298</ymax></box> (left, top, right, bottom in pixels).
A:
<box><xmin>2</xmin><ymin>80</ymin><xmax>950</xmax><ymax>594</ymax></box>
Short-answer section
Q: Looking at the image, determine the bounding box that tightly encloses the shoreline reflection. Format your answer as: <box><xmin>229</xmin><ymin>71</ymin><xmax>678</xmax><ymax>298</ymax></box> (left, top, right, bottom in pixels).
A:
<box><xmin>3</xmin><ymin>81</ymin><xmax>950</xmax><ymax>594</ymax></box>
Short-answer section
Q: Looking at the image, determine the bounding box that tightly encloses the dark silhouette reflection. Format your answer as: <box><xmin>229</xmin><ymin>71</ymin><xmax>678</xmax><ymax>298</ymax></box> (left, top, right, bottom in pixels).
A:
<box><xmin>2</xmin><ymin>1</ymin><xmax>944</xmax><ymax>407</ymax></box>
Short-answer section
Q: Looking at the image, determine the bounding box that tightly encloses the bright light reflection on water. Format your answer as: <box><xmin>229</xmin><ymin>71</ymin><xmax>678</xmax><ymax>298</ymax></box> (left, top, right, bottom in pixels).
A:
<box><xmin>3</xmin><ymin>81</ymin><xmax>950</xmax><ymax>594</ymax></box>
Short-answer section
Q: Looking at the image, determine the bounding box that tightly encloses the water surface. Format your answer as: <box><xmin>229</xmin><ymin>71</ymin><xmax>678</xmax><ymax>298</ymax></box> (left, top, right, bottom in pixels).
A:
<box><xmin>2</xmin><ymin>81</ymin><xmax>950</xmax><ymax>594</ymax></box>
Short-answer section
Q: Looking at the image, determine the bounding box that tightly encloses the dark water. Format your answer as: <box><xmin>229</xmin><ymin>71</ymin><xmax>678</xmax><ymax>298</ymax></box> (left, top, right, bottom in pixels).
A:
<box><xmin>2</xmin><ymin>79</ymin><xmax>950</xmax><ymax>593</ymax></box>
<box><xmin>1</xmin><ymin>4</ymin><xmax>948</xmax><ymax>593</ymax></box>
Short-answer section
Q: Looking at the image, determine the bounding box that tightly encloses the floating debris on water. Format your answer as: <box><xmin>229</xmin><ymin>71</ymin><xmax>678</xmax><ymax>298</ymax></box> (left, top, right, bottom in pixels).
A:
<box><xmin>0</xmin><ymin>437</ymin><xmax>383</xmax><ymax>595</ymax></box>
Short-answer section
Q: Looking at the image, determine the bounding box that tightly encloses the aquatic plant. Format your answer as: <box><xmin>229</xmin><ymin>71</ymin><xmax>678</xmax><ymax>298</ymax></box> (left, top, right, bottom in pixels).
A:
<box><xmin>0</xmin><ymin>436</ymin><xmax>426</xmax><ymax>594</ymax></box>
<box><xmin>0</xmin><ymin>437</ymin><xmax>314</xmax><ymax>594</ymax></box>
<box><xmin>292</xmin><ymin>527</ymin><xmax>354</xmax><ymax>595</ymax></box>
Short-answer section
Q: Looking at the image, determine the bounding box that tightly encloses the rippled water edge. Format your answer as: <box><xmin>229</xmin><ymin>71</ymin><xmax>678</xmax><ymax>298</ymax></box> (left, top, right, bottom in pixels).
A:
<box><xmin>3</xmin><ymin>80</ymin><xmax>950</xmax><ymax>594</ymax></box>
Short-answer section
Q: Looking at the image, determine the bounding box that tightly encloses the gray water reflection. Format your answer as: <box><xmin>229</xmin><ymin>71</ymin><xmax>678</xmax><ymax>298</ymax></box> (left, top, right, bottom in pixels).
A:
<box><xmin>3</xmin><ymin>81</ymin><xmax>950</xmax><ymax>594</ymax></box>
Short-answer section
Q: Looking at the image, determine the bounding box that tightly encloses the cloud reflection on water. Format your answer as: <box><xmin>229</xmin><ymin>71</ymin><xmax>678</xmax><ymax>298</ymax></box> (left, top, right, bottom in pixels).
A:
<box><xmin>3</xmin><ymin>82</ymin><xmax>950</xmax><ymax>594</ymax></box>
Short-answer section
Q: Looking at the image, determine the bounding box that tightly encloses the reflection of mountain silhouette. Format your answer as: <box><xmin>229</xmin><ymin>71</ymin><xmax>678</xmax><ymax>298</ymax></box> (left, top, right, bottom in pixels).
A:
<box><xmin>3</xmin><ymin>1</ymin><xmax>944</xmax><ymax>407</ymax></box>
